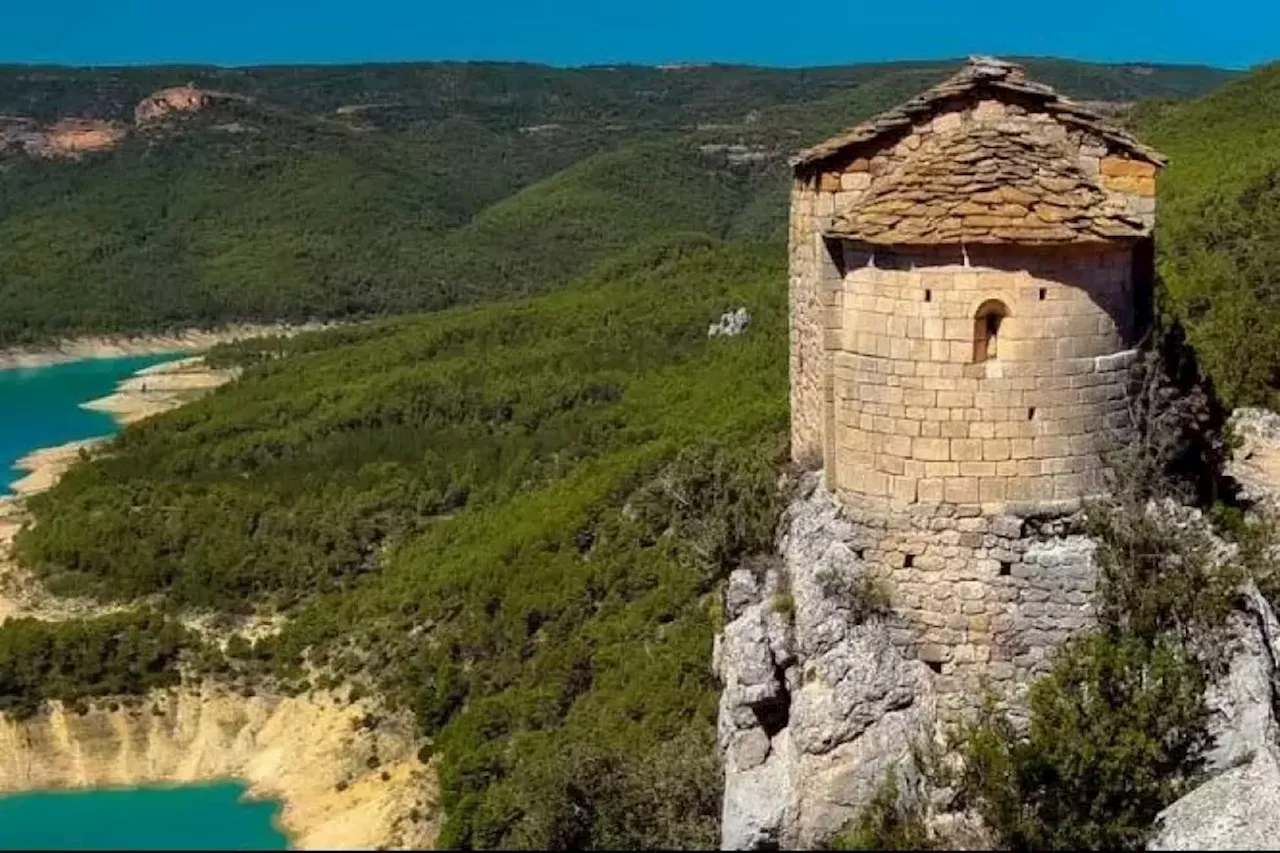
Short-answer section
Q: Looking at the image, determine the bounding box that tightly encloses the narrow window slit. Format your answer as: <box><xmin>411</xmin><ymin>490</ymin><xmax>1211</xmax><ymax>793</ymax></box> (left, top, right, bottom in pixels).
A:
<box><xmin>1027</xmin><ymin>407</ymin><xmax>1036</xmax><ymax>421</ymax></box>
<box><xmin>972</xmin><ymin>299</ymin><xmax>1009</xmax><ymax>363</ymax></box>
<box><xmin>903</xmin><ymin>554</ymin><xmax>915</xmax><ymax>568</ymax></box>
<box><xmin>1038</xmin><ymin>287</ymin><xmax>1047</xmax><ymax>301</ymax></box>
<box><xmin>924</xmin><ymin>289</ymin><xmax>932</xmax><ymax>302</ymax></box>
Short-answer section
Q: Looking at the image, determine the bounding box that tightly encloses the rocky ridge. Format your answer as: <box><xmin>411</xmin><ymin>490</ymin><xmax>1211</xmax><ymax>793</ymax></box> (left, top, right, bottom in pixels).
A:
<box><xmin>718</xmin><ymin>465</ymin><xmax>1280</xmax><ymax>850</ymax></box>
<box><xmin>716</xmin><ymin>471</ymin><xmax>937</xmax><ymax>848</ymax></box>
<box><xmin>1</xmin><ymin>84</ymin><xmax>238</xmax><ymax>160</ymax></box>
<box><xmin>135</xmin><ymin>85</ymin><xmax>243</xmax><ymax>125</ymax></box>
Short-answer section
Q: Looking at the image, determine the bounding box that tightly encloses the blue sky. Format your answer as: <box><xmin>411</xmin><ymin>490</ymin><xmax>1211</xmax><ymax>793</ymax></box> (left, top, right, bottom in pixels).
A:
<box><xmin>3</xmin><ymin>0</ymin><xmax>1276</xmax><ymax>69</ymax></box>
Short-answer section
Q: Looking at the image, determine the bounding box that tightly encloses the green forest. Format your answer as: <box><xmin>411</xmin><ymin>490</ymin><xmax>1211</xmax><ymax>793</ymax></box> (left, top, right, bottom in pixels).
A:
<box><xmin>4</xmin><ymin>55</ymin><xmax>1280</xmax><ymax>849</ymax></box>
<box><xmin>0</xmin><ymin>58</ymin><xmax>1235</xmax><ymax>345</ymax></box>
<box><xmin>1137</xmin><ymin>64</ymin><xmax>1280</xmax><ymax>407</ymax></box>
<box><xmin>16</xmin><ymin>237</ymin><xmax>789</xmax><ymax>845</ymax></box>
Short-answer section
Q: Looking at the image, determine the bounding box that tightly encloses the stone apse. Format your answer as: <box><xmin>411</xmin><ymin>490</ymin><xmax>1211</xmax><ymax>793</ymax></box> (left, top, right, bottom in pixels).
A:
<box><xmin>787</xmin><ymin>57</ymin><xmax>1164</xmax><ymax>715</ymax></box>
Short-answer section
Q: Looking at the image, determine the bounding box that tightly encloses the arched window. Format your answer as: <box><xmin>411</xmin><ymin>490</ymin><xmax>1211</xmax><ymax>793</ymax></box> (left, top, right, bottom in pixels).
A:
<box><xmin>973</xmin><ymin>300</ymin><xmax>1009</xmax><ymax>363</ymax></box>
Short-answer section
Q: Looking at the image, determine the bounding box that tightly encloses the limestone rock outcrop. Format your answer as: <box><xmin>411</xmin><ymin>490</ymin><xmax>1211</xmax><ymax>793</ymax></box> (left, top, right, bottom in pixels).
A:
<box><xmin>1</xmin><ymin>84</ymin><xmax>243</xmax><ymax>162</ymax></box>
<box><xmin>1227</xmin><ymin>407</ymin><xmax>1280</xmax><ymax>515</ymax></box>
<box><xmin>134</xmin><ymin>85</ymin><xmax>230</xmax><ymax>125</ymax></box>
<box><xmin>714</xmin><ymin>475</ymin><xmax>1280</xmax><ymax>850</ymax></box>
<box><xmin>1145</xmin><ymin>510</ymin><xmax>1280</xmax><ymax>849</ymax></box>
<box><xmin>1149</xmin><ymin>744</ymin><xmax>1280</xmax><ymax>851</ymax></box>
<box><xmin>1203</xmin><ymin>582</ymin><xmax>1280</xmax><ymax>773</ymax></box>
<box><xmin>716</xmin><ymin>472</ymin><xmax>936</xmax><ymax>849</ymax></box>
<box><xmin>0</xmin><ymin>117</ymin><xmax>126</xmax><ymax>159</ymax></box>
<box><xmin>708</xmin><ymin>307</ymin><xmax>752</xmax><ymax>338</ymax></box>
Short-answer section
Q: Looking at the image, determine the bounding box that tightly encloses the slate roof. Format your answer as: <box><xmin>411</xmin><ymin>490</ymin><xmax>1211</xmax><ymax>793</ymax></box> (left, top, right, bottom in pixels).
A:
<box><xmin>795</xmin><ymin>57</ymin><xmax>1165</xmax><ymax>245</ymax></box>
<box><xmin>792</xmin><ymin>56</ymin><xmax>1166</xmax><ymax>170</ymax></box>
<box><xmin>827</xmin><ymin>124</ymin><xmax>1149</xmax><ymax>245</ymax></box>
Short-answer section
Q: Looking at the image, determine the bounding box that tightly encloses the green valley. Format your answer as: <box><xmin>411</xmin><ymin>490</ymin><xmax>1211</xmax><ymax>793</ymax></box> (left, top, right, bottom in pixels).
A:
<box><xmin>15</xmin><ymin>237</ymin><xmax>788</xmax><ymax>846</ymax></box>
<box><xmin>7</xmin><ymin>53</ymin><xmax>1280</xmax><ymax>851</ymax></box>
<box><xmin>0</xmin><ymin>58</ymin><xmax>1236</xmax><ymax>344</ymax></box>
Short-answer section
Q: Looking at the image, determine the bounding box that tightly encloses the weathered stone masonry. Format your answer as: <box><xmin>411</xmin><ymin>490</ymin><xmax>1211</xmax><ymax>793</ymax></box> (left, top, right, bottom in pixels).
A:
<box><xmin>788</xmin><ymin>57</ymin><xmax>1165</xmax><ymax>717</ymax></box>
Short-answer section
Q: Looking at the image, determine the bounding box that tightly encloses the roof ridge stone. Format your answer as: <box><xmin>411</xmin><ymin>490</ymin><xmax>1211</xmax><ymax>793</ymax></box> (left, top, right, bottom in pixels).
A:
<box><xmin>822</xmin><ymin>119</ymin><xmax>1152</xmax><ymax>246</ymax></box>
<box><xmin>791</xmin><ymin>59</ymin><xmax>1166</xmax><ymax>169</ymax></box>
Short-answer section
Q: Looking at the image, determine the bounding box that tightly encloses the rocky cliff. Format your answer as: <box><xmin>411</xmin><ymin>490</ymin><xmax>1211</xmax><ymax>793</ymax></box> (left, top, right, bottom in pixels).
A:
<box><xmin>715</xmin><ymin>471</ymin><xmax>937</xmax><ymax>848</ymax></box>
<box><xmin>135</xmin><ymin>85</ymin><xmax>243</xmax><ymax>125</ymax></box>
<box><xmin>0</xmin><ymin>117</ymin><xmax>126</xmax><ymax>159</ymax></box>
<box><xmin>0</xmin><ymin>84</ymin><xmax>238</xmax><ymax>160</ymax></box>
<box><xmin>0</xmin><ymin>685</ymin><xmax>438</xmax><ymax>849</ymax></box>
<box><xmin>718</xmin><ymin>468</ymin><xmax>1280</xmax><ymax>850</ymax></box>
<box><xmin>1141</xmin><ymin>412</ymin><xmax>1280</xmax><ymax>849</ymax></box>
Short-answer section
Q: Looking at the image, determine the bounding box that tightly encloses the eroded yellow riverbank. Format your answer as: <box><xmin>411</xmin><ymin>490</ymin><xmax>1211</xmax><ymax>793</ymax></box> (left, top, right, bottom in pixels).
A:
<box><xmin>0</xmin><ymin>323</ymin><xmax>331</xmax><ymax>371</ymax></box>
<box><xmin>0</xmin><ymin>348</ymin><xmax>440</xmax><ymax>850</ymax></box>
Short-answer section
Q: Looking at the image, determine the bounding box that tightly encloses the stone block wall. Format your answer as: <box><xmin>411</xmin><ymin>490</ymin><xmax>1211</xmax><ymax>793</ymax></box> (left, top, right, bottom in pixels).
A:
<box><xmin>836</xmin><ymin>493</ymin><xmax>1097</xmax><ymax>719</ymax></box>
<box><xmin>828</xmin><ymin>243</ymin><xmax>1137</xmax><ymax>515</ymax></box>
<box><xmin>785</xmin><ymin>91</ymin><xmax>1158</xmax><ymax>722</ymax></box>
<box><xmin>789</xmin><ymin>179</ymin><xmax>828</xmax><ymax>468</ymax></box>
<box><xmin>789</xmin><ymin>94</ymin><xmax>1156</xmax><ymax>473</ymax></box>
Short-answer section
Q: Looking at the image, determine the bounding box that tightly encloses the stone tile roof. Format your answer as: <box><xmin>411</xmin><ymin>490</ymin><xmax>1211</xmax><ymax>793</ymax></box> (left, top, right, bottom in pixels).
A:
<box><xmin>827</xmin><ymin>124</ymin><xmax>1149</xmax><ymax>245</ymax></box>
<box><xmin>792</xmin><ymin>56</ymin><xmax>1166</xmax><ymax>170</ymax></box>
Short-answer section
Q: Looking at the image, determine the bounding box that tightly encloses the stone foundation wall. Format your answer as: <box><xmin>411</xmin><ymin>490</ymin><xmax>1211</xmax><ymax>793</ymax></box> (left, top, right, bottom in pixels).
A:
<box><xmin>835</xmin><ymin>493</ymin><xmax>1096</xmax><ymax>719</ymax></box>
<box><xmin>716</xmin><ymin>472</ymin><xmax>1100</xmax><ymax>849</ymax></box>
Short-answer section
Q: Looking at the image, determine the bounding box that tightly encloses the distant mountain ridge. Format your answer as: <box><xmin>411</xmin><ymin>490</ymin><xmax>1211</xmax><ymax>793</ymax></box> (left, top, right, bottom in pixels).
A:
<box><xmin>0</xmin><ymin>57</ymin><xmax>1241</xmax><ymax>345</ymax></box>
<box><xmin>0</xmin><ymin>57</ymin><xmax>1237</xmax><ymax>125</ymax></box>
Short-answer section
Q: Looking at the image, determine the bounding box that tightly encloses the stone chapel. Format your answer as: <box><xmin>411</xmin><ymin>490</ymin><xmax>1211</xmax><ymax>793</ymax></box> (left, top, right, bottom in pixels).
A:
<box><xmin>787</xmin><ymin>56</ymin><xmax>1166</xmax><ymax>714</ymax></box>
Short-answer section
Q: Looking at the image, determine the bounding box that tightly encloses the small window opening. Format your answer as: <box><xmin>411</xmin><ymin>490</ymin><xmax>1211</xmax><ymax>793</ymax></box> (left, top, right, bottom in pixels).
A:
<box><xmin>1038</xmin><ymin>287</ymin><xmax>1047</xmax><ymax>301</ymax></box>
<box><xmin>904</xmin><ymin>554</ymin><xmax>915</xmax><ymax>568</ymax></box>
<box><xmin>1027</xmin><ymin>407</ymin><xmax>1037</xmax><ymax>421</ymax></box>
<box><xmin>855</xmin><ymin>548</ymin><xmax>865</xmax><ymax>560</ymax></box>
<box><xmin>999</xmin><ymin>561</ymin><xmax>1012</xmax><ymax>576</ymax></box>
<box><xmin>924</xmin><ymin>660</ymin><xmax>943</xmax><ymax>674</ymax></box>
<box><xmin>822</xmin><ymin>237</ymin><xmax>847</xmax><ymax>279</ymax></box>
<box><xmin>924</xmin><ymin>289</ymin><xmax>932</xmax><ymax>302</ymax></box>
<box><xmin>973</xmin><ymin>299</ymin><xmax>1009</xmax><ymax>363</ymax></box>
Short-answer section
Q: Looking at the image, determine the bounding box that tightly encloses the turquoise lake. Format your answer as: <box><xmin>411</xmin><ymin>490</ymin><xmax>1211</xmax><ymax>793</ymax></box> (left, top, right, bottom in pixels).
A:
<box><xmin>0</xmin><ymin>355</ymin><xmax>289</xmax><ymax>848</ymax></box>
<box><xmin>0</xmin><ymin>782</ymin><xmax>288</xmax><ymax>850</ymax></box>
<box><xmin>0</xmin><ymin>354</ymin><xmax>177</xmax><ymax>492</ymax></box>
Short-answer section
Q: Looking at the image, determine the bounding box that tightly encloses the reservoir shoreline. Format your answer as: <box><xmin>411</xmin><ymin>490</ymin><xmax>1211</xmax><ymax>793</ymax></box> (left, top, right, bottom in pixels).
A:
<box><xmin>0</xmin><ymin>321</ymin><xmax>335</xmax><ymax>371</ymax></box>
<box><xmin>0</xmin><ymin>779</ymin><xmax>289</xmax><ymax>850</ymax></box>
<box><xmin>4</xmin><ymin>357</ymin><xmax>238</xmax><ymax>496</ymax></box>
<box><xmin>0</xmin><ymin>350</ymin><xmax>439</xmax><ymax>850</ymax></box>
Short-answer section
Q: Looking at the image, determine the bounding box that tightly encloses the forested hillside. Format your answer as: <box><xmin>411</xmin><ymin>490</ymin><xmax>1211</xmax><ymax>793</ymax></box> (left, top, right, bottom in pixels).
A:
<box><xmin>0</xmin><ymin>59</ymin><xmax>1235</xmax><ymax>124</ymax></box>
<box><xmin>16</xmin><ymin>237</ymin><xmax>789</xmax><ymax>846</ymax></box>
<box><xmin>8</xmin><ymin>55</ymin><xmax>1280</xmax><ymax>850</ymax></box>
<box><xmin>0</xmin><ymin>57</ymin><xmax>1236</xmax><ymax>344</ymax></box>
<box><xmin>1136</xmin><ymin>62</ymin><xmax>1280</xmax><ymax>407</ymax></box>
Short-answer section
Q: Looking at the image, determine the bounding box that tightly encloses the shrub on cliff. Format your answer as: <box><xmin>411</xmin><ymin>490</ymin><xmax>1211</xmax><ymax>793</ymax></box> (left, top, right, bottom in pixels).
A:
<box><xmin>629</xmin><ymin>442</ymin><xmax>784</xmax><ymax>587</ymax></box>
<box><xmin>830</xmin><ymin>771</ymin><xmax>934</xmax><ymax>851</ymax></box>
<box><xmin>473</xmin><ymin>725</ymin><xmax>723</xmax><ymax>850</ymax></box>
<box><xmin>951</xmin><ymin>479</ymin><xmax>1247</xmax><ymax>850</ymax></box>
<box><xmin>954</xmin><ymin>634</ymin><xmax>1210</xmax><ymax>850</ymax></box>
